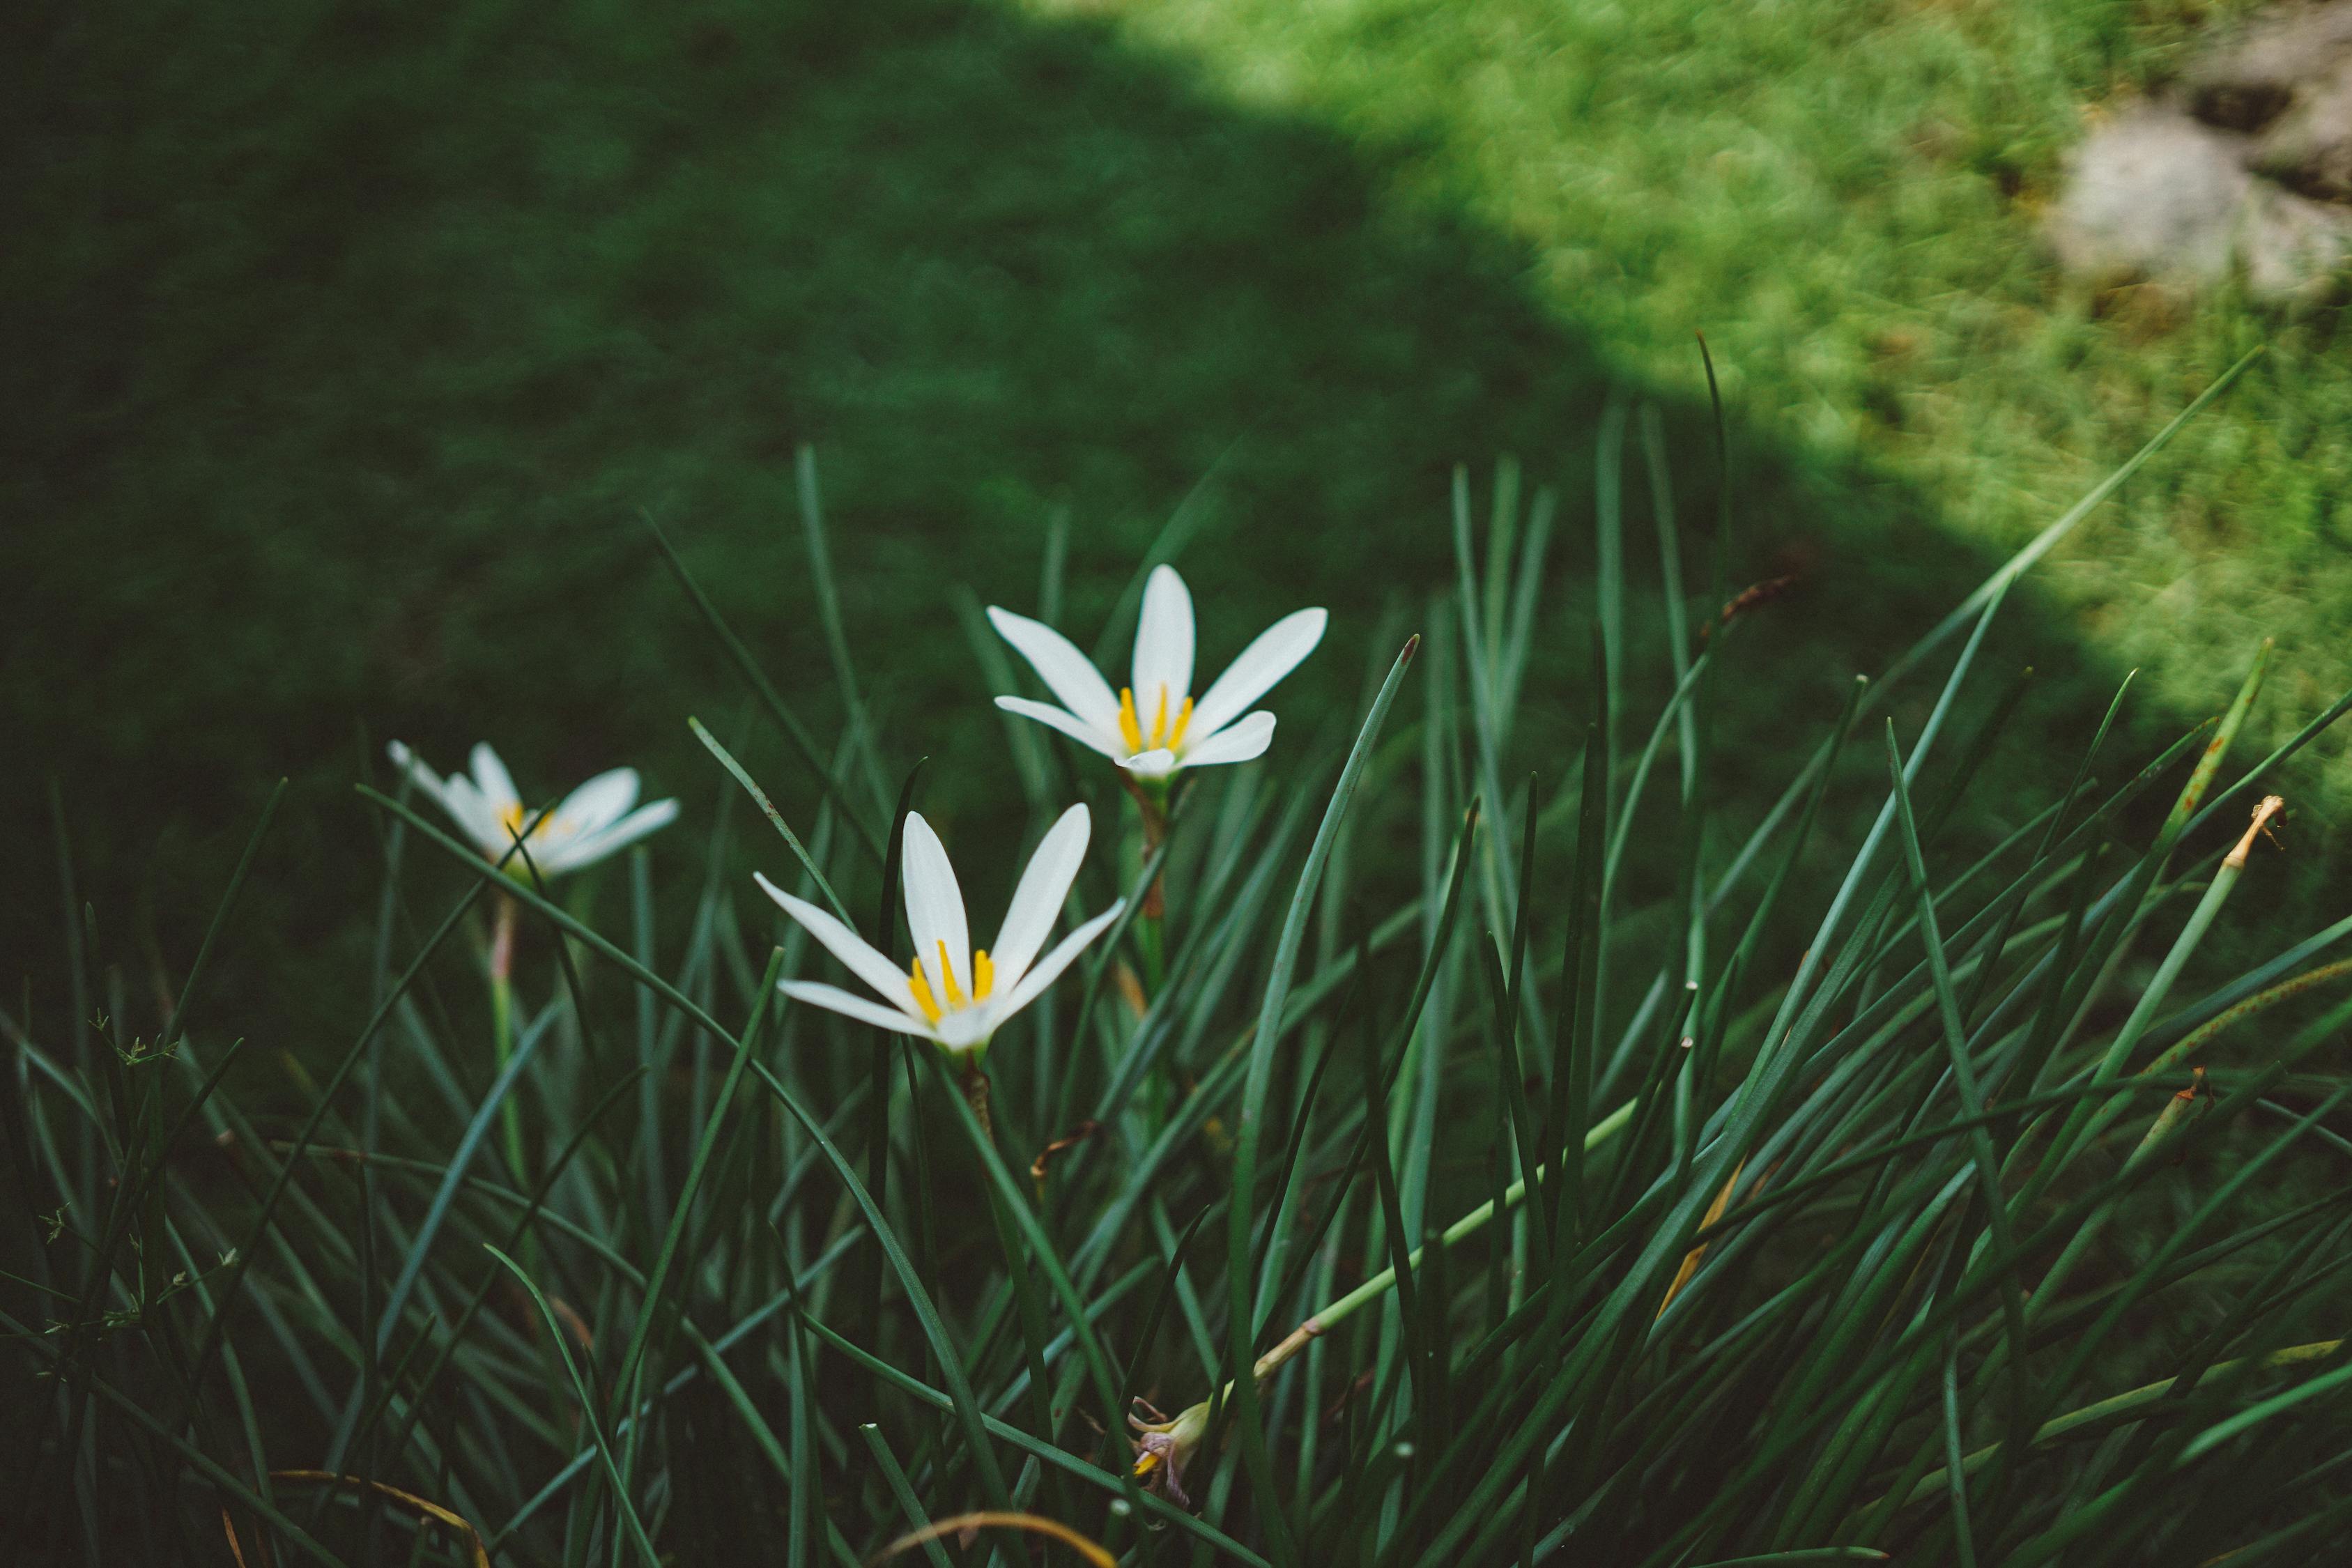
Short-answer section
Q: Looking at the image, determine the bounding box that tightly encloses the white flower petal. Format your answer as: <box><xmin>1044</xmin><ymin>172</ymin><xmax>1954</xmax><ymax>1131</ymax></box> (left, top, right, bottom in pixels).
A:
<box><xmin>439</xmin><ymin>774</ymin><xmax>510</xmax><ymax>857</ymax></box>
<box><xmin>780</xmin><ymin>981</ymin><xmax>939</xmax><ymax>1040</ymax></box>
<box><xmin>1178</xmin><ymin>710</ymin><xmax>1276</xmax><ymax>769</ymax></box>
<box><xmin>994</xmin><ymin>696</ymin><xmax>1125</xmax><ymax>760</ymax></box>
<box><xmin>755</xmin><ymin>874</ymin><xmax>925</xmax><ymax>1020</ymax></box>
<box><xmin>1188</xmin><ymin>607</ymin><xmax>1328</xmax><ymax>743</ymax></box>
<box><xmin>987</xmin><ymin>606</ymin><xmax>1124</xmax><ymax>735</ymax></box>
<box><xmin>991</xmin><ymin>804</ymin><xmax>1090</xmax><ymax>990</ymax></box>
<box><xmin>1131</xmin><ymin>565</ymin><xmax>1195</xmax><ymax>737</ymax></box>
<box><xmin>935</xmin><ymin>1010</ymin><xmax>996</xmax><ymax>1054</ymax></box>
<box><xmin>552</xmin><ymin>767</ymin><xmax>640</xmax><ymax>838</ymax></box>
<box><xmin>1119</xmin><ymin>748</ymin><xmax>1178</xmax><ymax>779</ymax></box>
<box><xmin>998</xmin><ymin>900</ymin><xmax>1125</xmax><ymax>1019</ymax></box>
<box><xmin>386</xmin><ymin>741</ymin><xmax>458</xmax><ymax>819</ymax></box>
<box><xmin>545</xmin><ymin>799</ymin><xmax>678</xmax><ymax>874</ymax></box>
<box><xmin>900</xmin><ymin>814</ymin><xmax>973</xmax><ymax>999</ymax></box>
<box><xmin>468</xmin><ymin>743</ymin><xmax>523</xmax><ymax>815</ymax></box>
<box><xmin>391</xmin><ymin>742</ymin><xmax>502</xmax><ymax>854</ymax></box>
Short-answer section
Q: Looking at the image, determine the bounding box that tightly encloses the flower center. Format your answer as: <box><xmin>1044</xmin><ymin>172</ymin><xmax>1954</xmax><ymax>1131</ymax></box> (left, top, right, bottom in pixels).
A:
<box><xmin>1117</xmin><ymin>684</ymin><xmax>1195</xmax><ymax>755</ymax></box>
<box><xmin>907</xmin><ymin>941</ymin><xmax>994</xmax><ymax>1025</ymax></box>
<box><xmin>498</xmin><ymin>801</ymin><xmax>556</xmax><ymax>842</ymax></box>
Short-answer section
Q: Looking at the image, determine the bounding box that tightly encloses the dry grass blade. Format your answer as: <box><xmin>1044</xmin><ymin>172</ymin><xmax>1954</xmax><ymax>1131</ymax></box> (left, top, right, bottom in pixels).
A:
<box><xmin>220</xmin><ymin>1509</ymin><xmax>260</xmax><ymax>1568</ymax></box>
<box><xmin>261</xmin><ymin>1471</ymin><xmax>493</xmax><ymax>1568</ymax></box>
<box><xmin>1659</xmin><ymin>1158</ymin><xmax>1747</xmax><ymax>1320</ymax></box>
<box><xmin>875</xmin><ymin>1512</ymin><xmax>1116</xmax><ymax>1566</ymax></box>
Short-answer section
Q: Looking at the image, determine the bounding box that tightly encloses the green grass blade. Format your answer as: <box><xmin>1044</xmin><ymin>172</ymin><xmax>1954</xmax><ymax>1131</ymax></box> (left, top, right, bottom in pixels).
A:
<box><xmin>689</xmin><ymin>716</ymin><xmax>854</xmax><ymax>924</ymax></box>
<box><xmin>1225</xmin><ymin>633</ymin><xmax>1419</xmax><ymax>1566</ymax></box>
<box><xmin>608</xmin><ymin>951</ymin><xmax>787</xmax><ymax>1435</ymax></box>
<box><xmin>484</xmin><ymin>1245</ymin><xmax>662</xmax><ymax>1565</ymax></box>
<box><xmin>747</xmin><ymin>1057</ymin><xmax>1020</xmax><ymax>1514</ymax></box>
<box><xmin>859</xmin><ymin>1423</ymin><xmax>955</xmax><ymax>1568</ymax></box>
<box><xmin>159</xmin><ymin>778</ymin><xmax>285</xmax><ymax>1052</ymax></box>
<box><xmin>645</xmin><ymin>514</ymin><xmax>884</xmax><ymax>861</ymax></box>
<box><xmin>794</xmin><ymin>445</ymin><xmax>888</xmax><ymax>805</ymax></box>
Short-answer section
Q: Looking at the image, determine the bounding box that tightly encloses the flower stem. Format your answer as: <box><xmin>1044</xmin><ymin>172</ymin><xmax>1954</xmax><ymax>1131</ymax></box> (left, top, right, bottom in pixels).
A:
<box><xmin>488</xmin><ymin>893</ymin><xmax>527</xmax><ymax>1182</ymax></box>
<box><xmin>1135</xmin><ymin>1096</ymin><xmax>1641</xmax><ymax>1491</ymax></box>
<box><xmin>1307</xmin><ymin>1095</ymin><xmax>1636</xmax><ymax>1339</ymax></box>
<box><xmin>960</xmin><ymin>1061</ymin><xmax>993</xmax><ymax>1142</ymax></box>
<box><xmin>1123</xmin><ymin>775</ymin><xmax>1174</xmax><ymax>998</ymax></box>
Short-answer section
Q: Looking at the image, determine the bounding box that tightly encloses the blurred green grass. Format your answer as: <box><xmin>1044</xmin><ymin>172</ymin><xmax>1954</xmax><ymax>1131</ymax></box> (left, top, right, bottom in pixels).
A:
<box><xmin>4</xmin><ymin>0</ymin><xmax>2343</xmax><ymax>1047</ymax></box>
<box><xmin>1070</xmin><ymin>0</ymin><xmax>2349</xmax><ymax>716</ymax></box>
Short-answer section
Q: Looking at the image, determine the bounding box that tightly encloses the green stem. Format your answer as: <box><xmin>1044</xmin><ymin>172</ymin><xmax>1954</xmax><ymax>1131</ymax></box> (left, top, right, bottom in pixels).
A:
<box><xmin>489</xmin><ymin>894</ymin><xmax>527</xmax><ymax>1183</ymax></box>
<box><xmin>2142</xmin><ymin>951</ymin><xmax>2352</xmax><ymax>1082</ymax></box>
<box><xmin>1312</xmin><ymin>1096</ymin><xmax>1637</xmax><ymax>1338</ymax></box>
<box><xmin>2024</xmin><ymin>797</ymin><xmax>2284</xmax><ymax>1225</ymax></box>
<box><xmin>1131</xmin><ymin>1093</ymin><xmax>1643</xmax><ymax>1493</ymax></box>
<box><xmin>1126</xmin><ymin>776</ymin><xmax>1174</xmax><ymax>999</ymax></box>
<box><xmin>960</xmin><ymin>1061</ymin><xmax>993</xmax><ymax>1142</ymax></box>
<box><xmin>1873</xmin><ymin>1337</ymin><xmax>2343</xmax><ymax>1517</ymax></box>
<box><xmin>2024</xmin><ymin>797</ymin><xmax>2284</xmax><ymax>1316</ymax></box>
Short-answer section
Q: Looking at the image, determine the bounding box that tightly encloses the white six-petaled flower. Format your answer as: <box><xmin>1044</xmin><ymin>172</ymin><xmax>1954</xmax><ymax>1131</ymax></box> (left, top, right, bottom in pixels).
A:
<box><xmin>387</xmin><ymin>741</ymin><xmax>679</xmax><ymax>877</ymax></box>
<box><xmin>756</xmin><ymin>804</ymin><xmax>1122</xmax><ymax>1055</ymax></box>
<box><xmin>987</xmin><ymin>565</ymin><xmax>1326</xmax><ymax>781</ymax></box>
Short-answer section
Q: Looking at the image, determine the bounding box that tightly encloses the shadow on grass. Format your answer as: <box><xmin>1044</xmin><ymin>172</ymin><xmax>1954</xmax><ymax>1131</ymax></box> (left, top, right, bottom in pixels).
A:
<box><xmin>1</xmin><ymin>0</ymin><xmax>2262</xmax><ymax>1048</ymax></box>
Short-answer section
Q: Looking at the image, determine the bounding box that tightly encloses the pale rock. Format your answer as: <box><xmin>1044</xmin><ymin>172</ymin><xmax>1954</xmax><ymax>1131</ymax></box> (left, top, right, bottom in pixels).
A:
<box><xmin>2049</xmin><ymin>2</ymin><xmax>2352</xmax><ymax>301</ymax></box>
<box><xmin>2047</xmin><ymin>110</ymin><xmax>2251</xmax><ymax>286</ymax></box>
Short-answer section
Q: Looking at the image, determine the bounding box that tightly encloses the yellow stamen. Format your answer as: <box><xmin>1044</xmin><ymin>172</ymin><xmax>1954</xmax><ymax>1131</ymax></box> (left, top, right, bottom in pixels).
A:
<box><xmin>937</xmin><ymin>941</ymin><xmax>966</xmax><ymax>1007</ymax></box>
<box><xmin>1135</xmin><ymin>1450</ymin><xmax>1164</xmax><ymax>1479</ymax></box>
<box><xmin>907</xmin><ymin>960</ymin><xmax>942</xmax><ymax>1024</ymax></box>
<box><xmin>1167</xmin><ymin>695</ymin><xmax>1194</xmax><ymax>751</ymax></box>
<box><xmin>1118</xmin><ymin>687</ymin><xmax>1144</xmax><ymax>753</ymax></box>
<box><xmin>1151</xmin><ymin>684</ymin><xmax>1169</xmax><ymax>746</ymax></box>
<box><xmin>974</xmin><ymin>949</ymin><xmax>994</xmax><ymax>1001</ymax></box>
<box><xmin>499</xmin><ymin>801</ymin><xmax>555</xmax><ymax>841</ymax></box>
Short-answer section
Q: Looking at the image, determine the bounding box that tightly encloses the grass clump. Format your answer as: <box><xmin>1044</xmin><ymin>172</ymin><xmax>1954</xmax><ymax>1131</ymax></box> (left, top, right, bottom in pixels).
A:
<box><xmin>10</xmin><ymin>372</ymin><xmax>2352</xmax><ymax>1565</ymax></box>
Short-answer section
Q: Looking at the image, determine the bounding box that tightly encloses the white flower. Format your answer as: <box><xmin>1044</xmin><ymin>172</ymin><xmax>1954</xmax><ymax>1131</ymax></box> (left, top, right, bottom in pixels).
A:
<box><xmin>387</xmin><ymin>740</ymin><xmax>679</xmax><ymax>877</ymax></box>
<box><xmin>987</xmin><ymin>565</ymin><xmax>1326</xmax><ymax>781</ymax></box>
<box><xmin>756</xmin><ymin>804</ymin><xmax>1123</xmax><ymax>1055</ymax></box>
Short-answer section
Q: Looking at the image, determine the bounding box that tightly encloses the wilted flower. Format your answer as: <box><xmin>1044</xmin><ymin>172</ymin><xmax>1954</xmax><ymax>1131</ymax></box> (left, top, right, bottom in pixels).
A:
<box><xmin>387</xmin><ymin>741</ymin><xmax>679</xmax><ymax>877</ymax></box>
<box><xmin>989</xmin><ymin>565</ymin><xmax>1325</xmax><ymax>781</ymax></box>
<box><xmin>1128</xmin><ymin>1397</ymin><xmax>1211</xmax><ymax>1509</ymax></box>
<box><xmin>757</xmin><ymin>803</ymin><xmax>1121</xmax><ymax>1056</ymax></box>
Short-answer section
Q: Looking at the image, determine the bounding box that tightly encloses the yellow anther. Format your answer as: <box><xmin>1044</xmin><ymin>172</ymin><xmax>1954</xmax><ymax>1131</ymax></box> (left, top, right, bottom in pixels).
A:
<box><xmin>907</xmin><ymin>960</ymin><xmax>942</xmax><ymax>1024</ymax></box>
<box><xmin>974</xmin><ymin>948</ymin><xmax>995</xmax><ymax>1000</ymax></box>
<box><xmin>499</xmin><ymin>801</ymin><xmax>552</xmax><ymax>840</ymax></box>
<box><xmin>1151</xmin><ymin>684</ymin><xmax>1169</xmax><ymax>746</ymax></box>
<box><xmin>1168</xmin><ymin>695</ymin><xmax>1194</xmax><ymax>751</ymax></box>
<box><xmin>1118</xmin><ymin>687</ymin><xmax>1144</xmax><ymax>753</ymax></box>
<box><xmin>937</xmin><ymin>941</ymin><xmax>966</xmax><ymax>1007</ymax></box>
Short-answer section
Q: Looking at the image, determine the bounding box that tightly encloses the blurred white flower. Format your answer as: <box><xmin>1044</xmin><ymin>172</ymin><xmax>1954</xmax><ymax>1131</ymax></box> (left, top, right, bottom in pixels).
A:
<box><xmin>757</xmin><ymin>803</ymin><xmax>1122</xmax><ymax>1055</ymax></box>
<box><xmin>988</xmin><ymin>565</ymin><xmax>1325</xmax><ymax>780</ymax></box>
<box><xmin>387</xmin><ymin>740</ymin><xmax>679</xmax><ymax>878</ymax></box>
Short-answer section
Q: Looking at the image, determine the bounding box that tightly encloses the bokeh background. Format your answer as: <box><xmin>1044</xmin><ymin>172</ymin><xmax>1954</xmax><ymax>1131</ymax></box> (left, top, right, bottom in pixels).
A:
<box><xmin>8</xmin><ymin>0</ymin><xmax>2348</xmax><ymax>1050</ymax></box>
